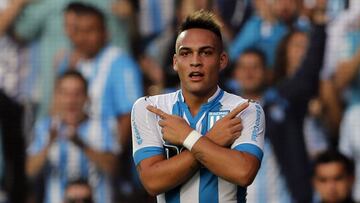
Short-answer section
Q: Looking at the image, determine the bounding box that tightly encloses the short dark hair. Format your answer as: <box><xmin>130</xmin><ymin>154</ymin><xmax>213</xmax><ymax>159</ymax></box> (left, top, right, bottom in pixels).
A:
<box><xmin>66</xmin><ymin>178</ymin><xmax>91</xmax><ymax>190</ymax></box>
<box><xmin>241</xmin><ymin>48</ymin><xmax>267</xmax><ymax>68</ymax></box>
<box><xmin>65</xmin><ymin>178</ymin><xmax>93</xmax><ymax>203</ymax></box>
<box><xmin>56</xmin><ymin>70</ymin><xmax>88</xmax><ymax>93</ymax></box>
<box><xmin>178</xmin><ymin>10</ymin><xmax>223</xmax><ymax>48</ymax></box>
<box><xmin>64</xmin><ymin>2</ymin><xmax>106</xmax><ymax>28</ymax></box>
<box><xmin>64</xmin><ymin>2</ymin><xmax>88</xmax><ymax>13</ymax></box>
<box><xmin>312</xmin><ymin>150</ymin><xmax>355</xmax><ymax>176</ymax></box>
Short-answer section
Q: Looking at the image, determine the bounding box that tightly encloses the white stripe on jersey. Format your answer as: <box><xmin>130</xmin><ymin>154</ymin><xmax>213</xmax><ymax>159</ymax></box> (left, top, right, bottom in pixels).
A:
<box><xmin>180</xmin><ymin>170</ymin><xmax>200</xmax><ymax>202</ymax></box>
<box><xmin>132</xmin><ymin>87</ymin><xmax>265</xmax><ymax>203</ymax></box>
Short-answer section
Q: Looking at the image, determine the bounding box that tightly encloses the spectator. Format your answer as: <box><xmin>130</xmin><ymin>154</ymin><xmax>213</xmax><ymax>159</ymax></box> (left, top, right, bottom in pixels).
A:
<box><xmin>233</xmin><ymin>19</ymin><xmax>326</xmax><ymax>201</ymax></box>
<box><xmin>229</xmin><ymin>0</ymin><xmax>309</xmax><ymax>68</ymax></box>
<box><xmin>14</xmin><ymin>0</ymin><xmax>131</xmax><ymax>118</ymax></box>
<box><xmin>63</xmin><ymin>179</ymin><xmax>94</xmax><ymax>203</ymax></box>
<box><xmin>56</xmin><ymin>3</ymin><xmax>143</xmax><ymax>150</ymax></box>
<box><xmin>26</xmin><ymin>71</ymin><xmax>119</xmax><ymax>203</ymax></box>
<box><xmin>339</xmin><ymin>104</ymin><xmax>360</xmax><ymax>201</ymax></box>
<box><xmin>312</xmin><ymin>150</ymin><xmax>355</xmax><ymax>203</ymax></box>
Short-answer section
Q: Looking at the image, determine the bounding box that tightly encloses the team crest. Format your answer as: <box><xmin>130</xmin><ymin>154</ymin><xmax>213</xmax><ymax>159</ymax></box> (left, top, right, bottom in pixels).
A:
<box><xmin>208</xmin><ymin>111</ymin><xmax>229</xmax><ymax>130</ymax></box>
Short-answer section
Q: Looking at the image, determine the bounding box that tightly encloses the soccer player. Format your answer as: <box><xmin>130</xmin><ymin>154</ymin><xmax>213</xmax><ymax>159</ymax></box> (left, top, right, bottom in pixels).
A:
<box><xmin>131</xmin><ymin>10</ymin><xmax>265</xmax><ymax>202</ymax></box>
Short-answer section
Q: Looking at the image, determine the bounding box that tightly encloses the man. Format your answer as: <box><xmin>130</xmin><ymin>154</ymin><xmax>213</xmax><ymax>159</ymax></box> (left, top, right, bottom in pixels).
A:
<box><xmin>56</xmin><ymin>3</ymin><xmax>143</xmax><ymax>149</ymax></box>
<box><xmin>312</xmin><ymin>150</ymin><xmax>355</xmax><ymax>203</ymax></box>
<box><xmin>233</xmin><ymin>48</ymin><xmax>294</xmax><ymax>202</ymax></box>
<box><xmin>131</xmin><ymin>10</ymin><xmax>265</xmax><ymax>202</ymax></box>
<box><xmin>63</xmin><ymin>179</ymin><xmax>94</xmax><ymax>203</ymax></box>
<box><xmin>233</xmin><ymin>16</ymin><xmax>326</xmax><ymax>202</ymax></box>
<box><xmin>27</xmin><ymin>71</ymin><xmax>119</xmax><ymax>203</ymax></box>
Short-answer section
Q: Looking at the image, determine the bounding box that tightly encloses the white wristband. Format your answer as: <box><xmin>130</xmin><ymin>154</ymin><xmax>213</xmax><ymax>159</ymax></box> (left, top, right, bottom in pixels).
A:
<box><xmin>183</xmin><ymin>130</ymin><xmax>202</xmax><ymax>151</ymax></box>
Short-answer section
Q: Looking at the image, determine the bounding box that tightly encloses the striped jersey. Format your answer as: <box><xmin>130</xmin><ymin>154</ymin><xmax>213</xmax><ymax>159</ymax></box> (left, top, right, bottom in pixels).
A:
<box><xmin>58</xmin><ymin>45</ymin><xmax>143</xmax><ymax>120</ymax></box>
<box><xmin>131</xmin><ymin>87</ymin><xmax>265</xmax><ymax>203</ymax></box>
<box><xmin>28</xmin><ymin>117</ymin><xmax>120</xmax><ymax>203</ymax></box>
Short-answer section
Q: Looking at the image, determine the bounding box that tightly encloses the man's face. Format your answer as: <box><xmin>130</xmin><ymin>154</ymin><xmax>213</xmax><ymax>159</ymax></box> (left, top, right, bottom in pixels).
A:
<box><xmin>64</xmin><ymin>184</ymin><xmax>93</xmax><ymax>203</ymax></box>
<box><xmin>55</xmin><ymin>76</ymin><xmax>87</xmax><ymax>122</ymax></box>
<box><xmin>64</xmin><ymin>11</ymin><xmax>77</xmax><ymax>43</ymax></box>
<box><xmin>313</xmin><ymin>162</ymin><xmax>354</xmax><ymax>203</ymax></box>
<box><xmin>73</xmin><ymin>14</ymin><xmax>106</xmax><ymax>58</ymax></box>
<box><xmin>272</xmin><ymin>0</ymin><xmax>299</xmax><ymax>23</ymax></box>
<box><xmin>173</xmin><ymin>28</ymin><xmax>227</xmax><ymax>97</ymax></box>
<box><xmin>234</xmin><ymin>53</ymin><xmax>266</xmax><ymax>95</ymax></box>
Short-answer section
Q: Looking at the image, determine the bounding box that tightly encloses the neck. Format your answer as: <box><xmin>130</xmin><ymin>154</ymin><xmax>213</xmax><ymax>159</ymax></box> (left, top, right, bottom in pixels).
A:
<box><xmin>61</xmin><ymin>112</ymin><xmax>86</xmax><ymax>126</ymax></box>
<box><xmin>182</xmin><ymin>86</ymin><xmax>218</xmax><ymax>116</ymax></box>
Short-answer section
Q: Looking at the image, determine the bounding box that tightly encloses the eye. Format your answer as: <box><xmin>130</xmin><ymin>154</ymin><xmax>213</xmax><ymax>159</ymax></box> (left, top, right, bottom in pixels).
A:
<box><xmin>200</xmin><ymin>50</ymin><xmax>213</xmax><ymax>56</ymax></box>
<box><xmin>179</xmin><ymin>50</ymin><xmax>190</xmax><ymax>57</ymax></box>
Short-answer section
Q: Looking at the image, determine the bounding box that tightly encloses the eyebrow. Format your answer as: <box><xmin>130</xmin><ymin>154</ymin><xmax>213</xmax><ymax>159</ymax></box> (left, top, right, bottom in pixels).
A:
<box><xmin>178</xmin><ymin>45</ymin><xmax>216</xmax><ymax>52</ymax></box>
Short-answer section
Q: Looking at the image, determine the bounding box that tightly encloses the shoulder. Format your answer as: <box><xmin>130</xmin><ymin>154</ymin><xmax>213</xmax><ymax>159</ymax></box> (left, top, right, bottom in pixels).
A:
<box><xmin>220</xmin><ymin>91</ymin><xmax>264</xmax><ymax>116</ymax></box>
<box><xmin>133</xmin><ymin>92</ymin><xmax>179</xmax><ymax>111</ymax></box>
<box><xmin>220</xmin><ymin>91</ymin><xmax>248</xmax><ymax>107</ymax></box>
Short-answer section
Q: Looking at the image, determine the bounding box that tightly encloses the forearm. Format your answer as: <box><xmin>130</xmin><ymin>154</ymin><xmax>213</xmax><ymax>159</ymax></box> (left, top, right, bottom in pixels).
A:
<box><xmin>0</xmin><ymin>0</ymin><xmax>27</xmax><ymax>36</ymax></box>
<box><xmin>138</xmin><ymin>151</ymin><xmax>200</xmax><ymax>196</ymax></box>
<box><xmin>26</xmin><ymin>146</ymin><xmax>50</xmax><ymax>177</ymax></box>
<box><xmin>191</xmin><ymin>136</ymin><xmax>259</xmax><ymax>186</ymax></box>
<box><xmin>334</xmin><ymin>52</ymin><xmax>360</xmax><ymax>91</ymax></box>
<box><xmin>81</xmin><ymin>146</ymin><xmax>118</xmax><ymax>176</ymax></box>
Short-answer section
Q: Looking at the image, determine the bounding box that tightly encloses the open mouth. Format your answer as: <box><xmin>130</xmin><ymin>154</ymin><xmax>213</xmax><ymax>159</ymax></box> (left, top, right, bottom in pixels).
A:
<box><xmin>189</xmin><ymin>72</ymin><xmax>204</xmax><ymax>81</ymax></box>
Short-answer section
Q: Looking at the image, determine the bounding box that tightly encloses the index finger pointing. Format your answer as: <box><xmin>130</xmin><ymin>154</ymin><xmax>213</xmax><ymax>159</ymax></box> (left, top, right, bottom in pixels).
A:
<box><xmin>146</xmin><ymin>105</ymin><xmax>169</xmax><ymax>119</ymax></box>
<box><xmin>226</xmin><ymin>102</ymin><xmax>249</xmax><ymax>118</ymax></box>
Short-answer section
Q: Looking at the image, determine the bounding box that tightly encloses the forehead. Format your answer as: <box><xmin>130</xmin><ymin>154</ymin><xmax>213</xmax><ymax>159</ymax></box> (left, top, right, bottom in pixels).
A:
<box><xmin>315</xmin><ymin>162</ymin><xmax>346</xmax><ymax>176</ymax></box>
<box><xmin>176</xmin><ymin>28</ymin><xmax>219</xmax><ymax>50</ymax></box>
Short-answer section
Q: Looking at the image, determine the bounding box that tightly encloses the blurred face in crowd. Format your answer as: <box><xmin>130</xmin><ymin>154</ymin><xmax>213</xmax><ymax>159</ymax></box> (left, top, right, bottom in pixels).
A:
<box><xmin>286</xmin><ymin>31</ymin><xmax>308</xmax><ymax>77</ymax></box>
<box><xmin>234</xmin><ymin>52</ymin><xmax>266</xmax><ymax>95</ymax></box>
<box><xmin>173</xmin><ymin>28</ymin><xmax>228</xmax><ymax>98</ymax></box>
<box><xmin>55</xmin><ymin>76</ymin><xmax>87</xmax><ymax>125</ymax></box>
<box><xmin>73</xmin><ymin>14</ymin><xmax>107</xmax><ymax>58</ymax></box>
<box><xmin>64</xmin><ymin>184</ymin><xmax>93</xmax><ymax>203</ymax></box>
<box><xmin>64</xmin><ymin>10</ymin><xmax>78</xmax><ymax>45</ymax></box>
<box><xmin>313</xmin><ymin>162</ymin><xmax>354</xmax><ymax>203</ymax></box>
<box><xmin>271</xmin><ymin>0</ymin><xmax>300</xmax><ymax>23</ymax></box>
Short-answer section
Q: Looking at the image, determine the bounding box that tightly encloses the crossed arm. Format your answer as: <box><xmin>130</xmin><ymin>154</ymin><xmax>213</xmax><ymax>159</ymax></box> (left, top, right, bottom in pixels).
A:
<box><xmin>135</xmin><ymin>102</ymin><xmax>262</xmax><ymax>196</ymax></box>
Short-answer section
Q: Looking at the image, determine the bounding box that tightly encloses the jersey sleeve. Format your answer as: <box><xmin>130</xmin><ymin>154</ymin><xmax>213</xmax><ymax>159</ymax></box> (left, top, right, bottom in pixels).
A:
<box><xmin>131</xmin><ymin>97</ymin><xmax>164</xmax><ymax>166</ymax></box>
<box><xmin>231</xmin><ymin>102</ymin><xmax>265</xmax><ymax>161</ymax></box>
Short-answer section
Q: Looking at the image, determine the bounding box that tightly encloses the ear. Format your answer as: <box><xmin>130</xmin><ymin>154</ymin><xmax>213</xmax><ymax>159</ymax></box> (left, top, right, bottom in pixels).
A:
<box><xmin>219</xmin><ymin>51</ymin><xmax>228</xmax><ymax>71</ymax></box>
<box><xmin>173</xmin><ymin>54</ymin><xmax>178</xmax><ymax>72</ymax></box>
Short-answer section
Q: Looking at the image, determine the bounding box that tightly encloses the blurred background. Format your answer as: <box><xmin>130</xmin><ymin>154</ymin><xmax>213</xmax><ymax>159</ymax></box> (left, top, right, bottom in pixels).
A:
<box><xmin>0</xmin><ymin>0</ymin><xmax>360</xmax><ymax>202</ymax></box>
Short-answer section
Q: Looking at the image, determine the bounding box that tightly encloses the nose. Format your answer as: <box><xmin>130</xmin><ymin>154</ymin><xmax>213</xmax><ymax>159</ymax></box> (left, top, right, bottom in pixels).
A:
<box><xmin>190</xmin><ymin>53</ymin><xmax>202</xmax><ymax>67</ymax></box>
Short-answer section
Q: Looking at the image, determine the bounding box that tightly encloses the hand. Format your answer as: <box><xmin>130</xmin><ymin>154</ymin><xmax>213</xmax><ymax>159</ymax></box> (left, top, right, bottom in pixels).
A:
<box><xmin>206</xmin><ymin>102</ymin><xmax>249</xmax><ymax>147</ymax></box>
<box><xmin>66</xmin><ymin>125</ymin><xmax>86</xmax><ymax>149</ymax></box>
<box><xmin>147</xmin><ymin>106</ymin><xmax>193</xmax><ymax>146</ymax></box>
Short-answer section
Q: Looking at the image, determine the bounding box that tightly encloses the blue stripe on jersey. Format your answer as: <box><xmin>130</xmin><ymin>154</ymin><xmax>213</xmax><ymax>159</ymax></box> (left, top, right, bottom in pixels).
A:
<box><xmin>234</xmin><ymin>143</ymin><xmax>264</xmax><ymax>161</ymax></box>
<box><xmin>150</xmin><ymin>0</ymin><xmax>162</xmax><ymax>34</ymax></box>
<box><xmin>59</xmin><ymin>137</ymin><xmax>68</xmax><ymax>196</ymax></box>
<box><xmin>199</xmin><ymin>168</ymin><xmax>218</xmax><ymax>203</ymax></box>
<box><xmin>174</xmin><ymin>89</ymin><xmax>225</xmax><ymax>203</ymax></box>
<box><xmin>133</xmin><ymin>146</ymin><xmax>164</xmax><ymax>165</ymax></box>
<box><xmin>236</xmin><ymin>186</ymin><xmax>247</xmax><ymax>203</ymax></box>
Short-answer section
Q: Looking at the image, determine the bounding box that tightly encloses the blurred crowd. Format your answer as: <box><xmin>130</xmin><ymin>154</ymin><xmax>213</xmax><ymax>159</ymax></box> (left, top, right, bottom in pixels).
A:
<box><xmin>0</xmin><ymin>0</ymin><xmax>359</xmax><ymax>202</ymax></box>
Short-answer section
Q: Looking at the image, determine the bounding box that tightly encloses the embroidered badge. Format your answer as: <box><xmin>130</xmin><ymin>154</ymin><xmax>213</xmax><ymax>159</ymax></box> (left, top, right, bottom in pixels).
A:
<box><xmin>208</xmin><ymin>111</ymin><xmax>230</xmax><ymax>130</ymax></box>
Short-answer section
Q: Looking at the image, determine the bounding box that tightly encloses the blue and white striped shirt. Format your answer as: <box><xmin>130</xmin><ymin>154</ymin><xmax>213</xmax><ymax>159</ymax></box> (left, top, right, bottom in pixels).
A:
<box><xmin>132</xmin><ymin>87</ymin><xmax>265</xmax><ymax>203</ymax></box>
<box><xmin>28</xmin><ymin>117</ymin><xmax>119</xmax><ymax>203</ymax></box>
